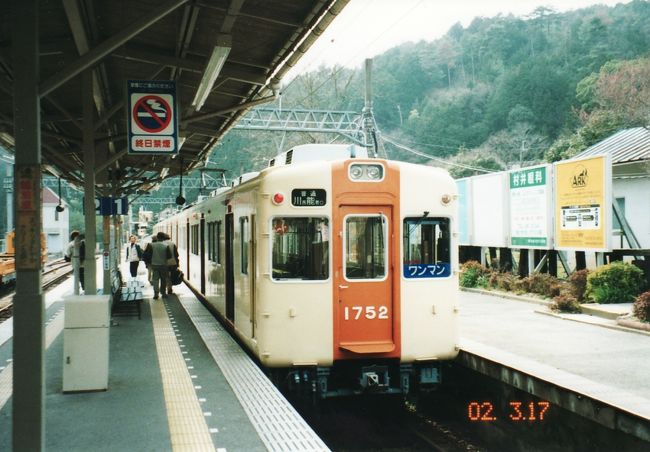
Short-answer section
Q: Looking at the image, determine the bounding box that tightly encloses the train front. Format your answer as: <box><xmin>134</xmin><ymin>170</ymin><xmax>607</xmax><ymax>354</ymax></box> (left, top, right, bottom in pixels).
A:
<box><xmin>255</xmin><ymin>152</ymin><xmax>459</xmax><ymax>397</ymax></box>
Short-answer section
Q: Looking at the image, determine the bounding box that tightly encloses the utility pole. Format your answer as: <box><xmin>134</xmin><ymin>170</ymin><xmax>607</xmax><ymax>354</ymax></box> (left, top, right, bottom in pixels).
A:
<box><xmin>519</xmin><ymin>140</ymin><xmax>527</xmax><ymax>166</ymax></box>
<box><xmin>362</xmin><ymin>58</ymin><xmax>377</xmax><ymax>157</ymax></box>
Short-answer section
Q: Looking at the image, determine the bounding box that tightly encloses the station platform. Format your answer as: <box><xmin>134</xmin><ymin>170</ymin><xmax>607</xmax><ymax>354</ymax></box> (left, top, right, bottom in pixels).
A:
<box><xmin>0</xmin><ymin>259</ymin><xmax>328</xmax><ymax>451</ymax></box>
<box><xmin>458</xmin><ymin>288</ymin><xmax>650</xmax><ymax>441</ymax></box>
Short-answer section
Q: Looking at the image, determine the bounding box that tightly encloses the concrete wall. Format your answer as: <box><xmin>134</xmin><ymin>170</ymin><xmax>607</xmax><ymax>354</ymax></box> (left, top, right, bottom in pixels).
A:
<box><xmin>43</xmin><ymin>203</ymin><xmax>69</xmax><ymax>255</ymax></box>
<box><xmin>612</xmin><ymin>177</ymin><xmax>650</xmax><ymax>249</ymax></box>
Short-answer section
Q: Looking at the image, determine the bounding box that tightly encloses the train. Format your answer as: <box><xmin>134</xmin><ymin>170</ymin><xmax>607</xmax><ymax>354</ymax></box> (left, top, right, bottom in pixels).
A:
<box><xmin>154</xmin><ymin>144</ymin><xmax>459</xmax><ymax>397</ymax></box>
<box><xmin>0</xmin><ymin>231</ymin><xmax>48</xmax><ymax>285</ymax></box>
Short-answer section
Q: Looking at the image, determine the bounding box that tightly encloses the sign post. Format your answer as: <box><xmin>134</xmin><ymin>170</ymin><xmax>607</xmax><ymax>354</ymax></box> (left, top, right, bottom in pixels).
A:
<box><xmin>127</xmin><ymin>80</ymin><xmax>178</xmax><ymax>155</ymax></box>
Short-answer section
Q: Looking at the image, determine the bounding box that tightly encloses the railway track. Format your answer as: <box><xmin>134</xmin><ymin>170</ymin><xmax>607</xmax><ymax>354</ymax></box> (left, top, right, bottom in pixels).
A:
<box><xmin>0</xmin><ymin>259</ymin><xmax>72</xmax><ymax>322</ymax></box>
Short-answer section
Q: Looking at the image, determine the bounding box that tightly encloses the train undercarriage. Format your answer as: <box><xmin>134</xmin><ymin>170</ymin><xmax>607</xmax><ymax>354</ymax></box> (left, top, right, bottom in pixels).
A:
<box><xmin>271</xmin><ymin>359</ymin><xmax>442</xmax><ymax>399</ymax></box>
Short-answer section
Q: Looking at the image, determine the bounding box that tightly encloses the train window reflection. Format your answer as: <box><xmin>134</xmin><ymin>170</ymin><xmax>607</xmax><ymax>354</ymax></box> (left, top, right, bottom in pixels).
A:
<box><xmin>403</xmin><ymin>217</ymin><xmax>450</xmax><ymax>266</ymax></box>
<box><xmin>272</xmin><ymin>217</ymin><xmax>329</xmax><ymax>280</ymax></box>
<box><xmin>345</xmin><ymin>215</ymin><xmax>386</xmax><ymax>280</ymax></box>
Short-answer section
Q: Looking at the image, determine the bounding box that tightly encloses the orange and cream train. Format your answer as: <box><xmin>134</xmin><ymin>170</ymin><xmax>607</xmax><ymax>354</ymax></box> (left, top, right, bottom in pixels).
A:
<box><xmin>155</xmin><ymin>144</ymin><xmax>459</xmax><ymax>397</ymax></box>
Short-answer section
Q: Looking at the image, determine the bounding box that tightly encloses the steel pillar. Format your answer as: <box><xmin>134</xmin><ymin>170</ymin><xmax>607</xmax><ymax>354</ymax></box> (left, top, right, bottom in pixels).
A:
<box><xmin>11</xmin><ymin>0</ymin><xmax>45</xmax><ymax>449</ymax></box>
<box><xmin>83</xmin><ymin>70</ymin><xmax>97</xmax><ymax>294</ymax></box>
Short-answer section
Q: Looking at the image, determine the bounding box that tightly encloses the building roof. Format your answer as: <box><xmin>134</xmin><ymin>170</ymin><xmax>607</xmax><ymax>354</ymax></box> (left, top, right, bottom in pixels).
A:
<box><xmin>574</xmin><ymin>127</ymin><xmax>650</xmax><ymax>164</ymax></box>
<box><xmin>43</xmin><ymin>186</ymin><xmax>65</xmax><ymax>206</ymax></box>
<box><xmin>0</xmin><ymin>1</ymin><xmax>349</xmax><ymax>195</ymax></box>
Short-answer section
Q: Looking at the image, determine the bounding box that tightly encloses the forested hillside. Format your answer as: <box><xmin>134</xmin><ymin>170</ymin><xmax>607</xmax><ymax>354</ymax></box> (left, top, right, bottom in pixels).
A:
<box><xmin>145</xmin><ymin>0</ymin><xmax>650</xmax><ymax>210</ymax></box>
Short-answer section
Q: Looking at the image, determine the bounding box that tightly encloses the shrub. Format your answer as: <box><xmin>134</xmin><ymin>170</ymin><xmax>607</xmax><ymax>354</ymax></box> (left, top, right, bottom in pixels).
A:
<box><xmin>632</xmin><ymin>291</ymin><xmax>650</xmax><ymax>322</ymax></box>
<box><xmin>551</xmin><ymin>293</ymin><xmax>582</xmax><ymax>313</ymax></box>
<box><xmin>488</xmin><ymin>272</ymin><xmax>522</xmax><ymax>292</ymax></box>
<box><xmin>586</xmin><ymin>261</ymin><xmax>645</xmax><ymax>304</ymax></box>
<box><xmin>520</xmin><ymin>273</ymin><xmax>564</xmax><ymax>298</ymax></box>
<box><xmin>568</xmin><ymin>269</ymin><xmax>590</xmax><ymax>302</ymax></box>
<box><xmin>459</xmin><ymin>261</ymin><xmax>491</xmax><ymax>288</ymax></box>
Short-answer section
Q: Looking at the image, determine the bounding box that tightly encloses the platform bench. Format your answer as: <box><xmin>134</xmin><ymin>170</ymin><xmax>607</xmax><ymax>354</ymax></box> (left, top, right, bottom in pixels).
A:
<box><xmin>110</xmin><ymin>270</ymin><xmax>143</xmax><ymax>319</ymax></box>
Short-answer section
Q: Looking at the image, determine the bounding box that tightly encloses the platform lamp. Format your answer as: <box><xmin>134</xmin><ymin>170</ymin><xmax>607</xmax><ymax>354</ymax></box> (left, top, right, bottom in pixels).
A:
<box><xmin>55</xmin><ymin>177</ymin><xmax>65</xmax><ymax>212</ymax></box>
<box><xmin>176</xmin><ymin>157</ymin><xmax>186</xmax><ymax>206</ymax></box>
<box><xmin>192</xmin><ymin>34</ymin><xmax>232</xmax><ymax>111</ymax></box>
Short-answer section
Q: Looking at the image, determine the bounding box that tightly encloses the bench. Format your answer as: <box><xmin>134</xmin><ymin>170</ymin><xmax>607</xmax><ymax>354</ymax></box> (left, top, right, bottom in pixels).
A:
<box><xmin>110</xmin><ymin>269</ymin><xmax>143</xmax><ymax>319</ymax></box>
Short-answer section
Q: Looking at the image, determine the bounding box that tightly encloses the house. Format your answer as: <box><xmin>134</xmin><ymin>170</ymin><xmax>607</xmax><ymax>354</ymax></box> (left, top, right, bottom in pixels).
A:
<box><xmin>42</xmin><ymin>186</ymin><xmax>69</xmax><ymax>256</ymax></box>
<box><xmin>574</xmin><ymin>127</ymin><xmax>650</xmax><ymax>250</ymax></box>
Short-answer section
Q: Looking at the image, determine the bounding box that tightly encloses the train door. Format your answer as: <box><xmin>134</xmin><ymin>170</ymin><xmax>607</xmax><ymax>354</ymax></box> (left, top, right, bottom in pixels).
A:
<box><xmin>335</xmin><ymin>205</ymin><xmax>395</xmax><ymax>356</ymax></box>
<box><xmin>185</xmin><ymin>220</ymin><xmax>190</xmax><ymax>276</ymax></box>
<box><xmin>200</xmin><ymin>215</ymin><xmax>206</xmax><ymax>293</ymax></box>
<box><xmin>225</xmin><ymin>213</ymin><xmax>235</xmax><ymax>322</ymax></box>
<box><xmin>250</xmin><ymin>214</ymin><xmax>256</xmax><ymax>338</ymax></box>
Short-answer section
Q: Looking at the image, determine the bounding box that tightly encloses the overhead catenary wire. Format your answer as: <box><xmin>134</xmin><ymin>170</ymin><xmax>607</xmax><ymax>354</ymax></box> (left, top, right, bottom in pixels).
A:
<box><xmin>288</xmin><ymin>0</ymin><xmax>427</xmax><ymax>104</ymax></box>
<box><xmin>382</xmin><ymin>134</ymin><xmax>496</xmax><ymax>173</ymax></box>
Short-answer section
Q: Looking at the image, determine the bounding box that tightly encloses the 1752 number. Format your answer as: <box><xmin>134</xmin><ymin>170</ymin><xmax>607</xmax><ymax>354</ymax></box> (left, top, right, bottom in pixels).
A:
<box><xmin>343</xmin><ymin>305</ymin><xmax>389</xmax><ymax>320</ymax></box>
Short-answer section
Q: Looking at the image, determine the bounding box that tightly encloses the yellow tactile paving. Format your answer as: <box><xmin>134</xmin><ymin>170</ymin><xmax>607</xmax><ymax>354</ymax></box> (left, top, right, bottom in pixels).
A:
<box><xmin>150</xmin><ymin>300</ymin><xmax>216</xmax><ymax>452</ymax></box>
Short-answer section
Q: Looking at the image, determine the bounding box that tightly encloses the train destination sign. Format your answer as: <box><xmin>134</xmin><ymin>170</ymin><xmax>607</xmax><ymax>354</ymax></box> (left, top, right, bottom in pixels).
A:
<box><xmin>127</xmin><ymin>80</ymin><xmax>178</xmax><ymax>155</ymax></box>
<box><xmin>291</xmin><ymin>189</ymin><xmax>326</xmax><ymax>207</ymax></box>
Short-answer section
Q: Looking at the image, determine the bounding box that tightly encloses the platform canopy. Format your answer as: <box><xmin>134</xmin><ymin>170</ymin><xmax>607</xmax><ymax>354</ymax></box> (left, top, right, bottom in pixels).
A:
<box><xmin>0</xmin><ymin>0</ymin><xmax>348</xmax><ymax>195</ymax></box>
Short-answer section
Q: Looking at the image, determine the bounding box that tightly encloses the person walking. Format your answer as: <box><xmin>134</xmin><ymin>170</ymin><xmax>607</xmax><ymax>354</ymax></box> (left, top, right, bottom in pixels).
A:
<box><xmin>164</xmin><ymin>233</ymin><xmax>179</xmax><ymax>295</ymax></box>
<box><xmin>65</xmin><ymin>230</ymin><xmax>86</xmax><ymax>292</ymax></box>
<box><xmin>150</xmin><ymin>231</ymin><xmax>171</xmax><ymax>299</ymax></box>
<box><xmin>125</xmin><ymin>235</ymin><xmax>143</xmax><ymax>279</ymax></box>
<box><xmin>142</xmin><ymin>235</ymin><xmax>157</xmax><ymax>284</ymax></box>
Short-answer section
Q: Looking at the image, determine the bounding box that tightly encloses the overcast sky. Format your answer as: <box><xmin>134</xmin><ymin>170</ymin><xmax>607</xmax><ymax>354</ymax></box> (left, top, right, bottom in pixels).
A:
<box><xmin>288</xmin><ymin>0</ymin><xmax>632</xmax><ymax>77</ymax></box>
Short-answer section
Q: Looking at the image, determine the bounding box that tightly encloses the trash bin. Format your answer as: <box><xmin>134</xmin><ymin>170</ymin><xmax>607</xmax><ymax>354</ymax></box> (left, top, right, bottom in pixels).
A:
<box><xmin>63</xmin><ymin>295</ymin><xmax>110</xmax><ymax>392</ymax></box>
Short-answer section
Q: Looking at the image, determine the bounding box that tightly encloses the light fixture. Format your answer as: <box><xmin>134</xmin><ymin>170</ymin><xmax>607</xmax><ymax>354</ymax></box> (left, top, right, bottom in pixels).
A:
<box><xmin>192</xmin><ymin>34</ymin><xmax>232</xmax><ymax>111</ymax></box>
<box><xmin>0</xmin><ymin>132</ymin><xmax>15</xmax><ymax>148</ymax></box>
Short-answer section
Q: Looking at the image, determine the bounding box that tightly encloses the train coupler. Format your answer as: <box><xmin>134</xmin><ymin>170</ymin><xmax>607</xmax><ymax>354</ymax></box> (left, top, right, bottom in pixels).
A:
<box><xmin>359</xmin><ymin>365</ymin><xmax>390</xmax><ymax>391</ymax></box>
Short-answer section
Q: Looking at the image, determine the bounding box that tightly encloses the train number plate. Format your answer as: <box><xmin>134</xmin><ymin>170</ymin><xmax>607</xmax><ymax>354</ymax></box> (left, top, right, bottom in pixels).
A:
<box><xmin>344</xmin><ymin>305</ymin><xmax>389</xmax><ymax>320</ymax></box>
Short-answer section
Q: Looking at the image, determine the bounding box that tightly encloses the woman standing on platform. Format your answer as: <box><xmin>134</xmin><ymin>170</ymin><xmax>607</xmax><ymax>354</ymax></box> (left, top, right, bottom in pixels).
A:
<box><xmin>126</xmin><ymin>234</ymin><xmax>143</xmax><ymax>278</ymax></box>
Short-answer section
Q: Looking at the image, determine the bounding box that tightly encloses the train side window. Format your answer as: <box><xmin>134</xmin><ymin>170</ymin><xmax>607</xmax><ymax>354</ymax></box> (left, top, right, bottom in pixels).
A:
<box><xmin>216</xmin><ymin>221</ymin><xmax>222</xmax><ymax>264</ymax></box>
<box><xmin>207</xmin><ymin>222</ymin><xmax>214</xmax><ymax>261</ymax></box>
<box><xmin>240</xmin><ymin>217</ymin><xmax>248</xmax><ymax>274</ymax></box>
<box><xmin>403</xmin><ymin>217</ymin><xmax>451</xmax><ymax>269</ymax></box>
<box><xmin>191</xmin><ymin>224</ymin><xmax>199</xmax><ymax>255</ymax></box>
<box><xmin>345</xmin><ymin>215</ymin><xmax>386</xmax><ymax>280</ymax></box>
<box><xmin>271</xmin><ymin>217</ymin><xmax>329</xmax><ymax>281</ymax></box>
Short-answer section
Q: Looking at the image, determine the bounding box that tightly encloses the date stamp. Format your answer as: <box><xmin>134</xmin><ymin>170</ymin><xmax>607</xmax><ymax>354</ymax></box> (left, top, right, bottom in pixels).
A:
<box><xmin>467</xmin><ymin>401</ymin><xmax>550</xmax><ymax>422</ymax></box>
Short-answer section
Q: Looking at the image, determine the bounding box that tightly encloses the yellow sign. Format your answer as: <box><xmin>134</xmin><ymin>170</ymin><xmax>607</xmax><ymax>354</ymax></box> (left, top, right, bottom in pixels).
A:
<box><xmin>554</xmin><ymin>155</ymin><xmax>611</xmax><ymax>251</ymax></box>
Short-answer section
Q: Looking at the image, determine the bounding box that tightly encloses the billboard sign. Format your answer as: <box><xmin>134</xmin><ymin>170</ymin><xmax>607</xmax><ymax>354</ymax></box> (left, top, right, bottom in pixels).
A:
<box><xmin>509</xmin><ymin>164</ymin><xmax>553</xmax><ymax>249</ymax></box>
<box><xmin>554</xmin><ymin>155</ymin><xmax>612</xmax><ymax>251</ymax></box>
<box><xmin>471</xmin><ymin>172</ymin><xmax>508</xmax><ymax>247</ymax></box>
<box><xmin>456</xmin><ymin>178</ymin><xmax>471</xmax><ymax>246</ymax></box>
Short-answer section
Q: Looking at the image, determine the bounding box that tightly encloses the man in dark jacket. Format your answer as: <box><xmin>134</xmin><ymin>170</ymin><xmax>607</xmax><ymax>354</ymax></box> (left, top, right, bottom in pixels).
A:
<box><xmin>151</xmin><ymin>232</ymin><xmax>171</xmax><ymax>299</ymax></box>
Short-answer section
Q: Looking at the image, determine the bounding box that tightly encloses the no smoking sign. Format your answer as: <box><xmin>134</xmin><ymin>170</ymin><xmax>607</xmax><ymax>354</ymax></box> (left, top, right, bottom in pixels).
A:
<box><xmin>127</xmin><ymin>80</ymin><xmax>178</xmax><ymax>154</ymax></box>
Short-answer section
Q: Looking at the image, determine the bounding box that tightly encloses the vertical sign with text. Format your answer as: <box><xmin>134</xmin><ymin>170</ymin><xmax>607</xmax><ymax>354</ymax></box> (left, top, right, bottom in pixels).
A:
<box><xmin>127</xmin><ymin>80</ymin><xmax>178</xmax><ymax>155</ymax></box>
<box><xmin>554</xmin><ymin>155</ymin><xmax>612</xmax><ymax>251</ymax></box>
<box><xmin>509</xmin><ymin>164</ymin><xmax>553</xmax><ymax>249</ymax></box>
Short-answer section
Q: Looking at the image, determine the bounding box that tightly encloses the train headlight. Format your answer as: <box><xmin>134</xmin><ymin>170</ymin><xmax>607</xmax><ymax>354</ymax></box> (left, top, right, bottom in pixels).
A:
<box><xmin>349</xmin><ymin>165</ymin><xmax>364</xmax><ymax>180</ymax></box>
<box><xmin>349</xmin><ymin>163</ymin><xmax>384</xmax><ymax>182</ymax></box>
<box><xmin>366</xmin><ymin>165</ymin><xmax>382</xmax><ymax>180</ymax></box>
<box><xmin>272</xmin><ymin>192</ymin><xmax>285</xmax><ymax>205</ymax></box>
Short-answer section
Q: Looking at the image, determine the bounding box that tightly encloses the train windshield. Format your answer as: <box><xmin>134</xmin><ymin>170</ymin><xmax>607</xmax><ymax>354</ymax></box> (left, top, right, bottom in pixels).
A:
<box><xmin>403</xmin><ymin>217</ymin><xmax>451</xmax><ymax>266</ymax></box>
<box><xmin>271</xmin><ymin>217</ymin><xmax>329</xmax><ymax>280</ymax></box>
<box><xmin>345</xmin><ymin>215</ymin><xmax>387</xmax><ymax>280</ymax></box>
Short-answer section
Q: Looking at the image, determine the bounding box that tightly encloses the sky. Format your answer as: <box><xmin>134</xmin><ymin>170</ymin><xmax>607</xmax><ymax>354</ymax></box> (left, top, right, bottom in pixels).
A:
<box><xmin>288</xmin><ymin>0</ymin><xmax>632</xmax><ymax>77</ymax></box>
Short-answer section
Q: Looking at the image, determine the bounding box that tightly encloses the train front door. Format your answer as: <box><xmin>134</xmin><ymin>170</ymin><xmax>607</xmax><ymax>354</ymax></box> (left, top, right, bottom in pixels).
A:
<box><xmin>335</xmin><ymin>205</ymin><xmax>395</xmax><ymax>357</ymax></box>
